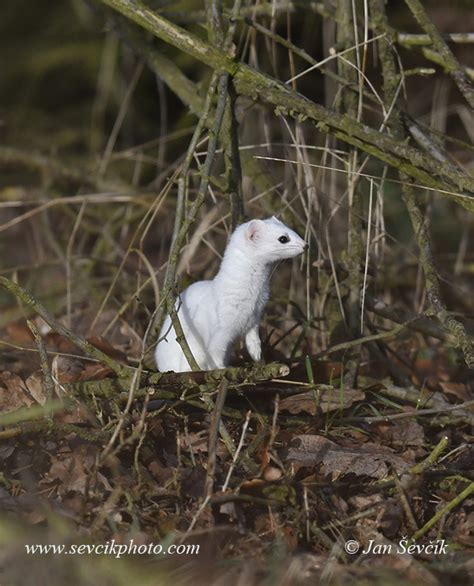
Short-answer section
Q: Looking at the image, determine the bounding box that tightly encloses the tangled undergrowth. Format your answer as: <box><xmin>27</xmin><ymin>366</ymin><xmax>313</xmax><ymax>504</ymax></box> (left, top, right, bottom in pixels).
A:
<box><xmin>1</xmin><ymin>1</ymin><xmax>473</xmax><ymax>585</ymax></box>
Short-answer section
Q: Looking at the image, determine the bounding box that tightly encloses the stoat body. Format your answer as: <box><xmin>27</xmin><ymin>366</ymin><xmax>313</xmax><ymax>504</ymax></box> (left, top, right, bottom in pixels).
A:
<box><xmin>155</xmin><ymin>217</ymin><xmax>307</xmax><ymax>372</ymax></box>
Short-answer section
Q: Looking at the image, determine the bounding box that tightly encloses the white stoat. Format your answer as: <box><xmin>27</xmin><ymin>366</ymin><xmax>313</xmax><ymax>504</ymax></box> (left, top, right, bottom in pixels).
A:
<box><xmin>155</xmin><ymin>216</ymin><xmax>307</xmax><ymax>372</ymax></box>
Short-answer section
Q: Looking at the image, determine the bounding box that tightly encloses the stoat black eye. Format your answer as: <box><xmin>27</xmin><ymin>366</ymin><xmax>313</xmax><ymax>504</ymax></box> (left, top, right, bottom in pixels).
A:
<box><xmin>278</xmin><ymin>235</ymin><xmax>290</xmax><ymax>244</ymax></box>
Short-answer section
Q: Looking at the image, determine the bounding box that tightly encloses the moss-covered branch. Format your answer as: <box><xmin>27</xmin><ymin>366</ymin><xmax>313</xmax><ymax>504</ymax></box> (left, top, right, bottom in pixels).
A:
<box><xmin>0</xmin><ymin>276</ymin><xmax>127</xmax><ymax>377</ymax></box>
<box><xmin>410</xmin><ymin>481</ymin><xmax>474</xmax><ymax>542</ymax></box>
<box><xmin>370</xmin><ymin>0</ymin><xmax>474</xmax><ymax>369</ymax></box>
<box><xmin>404</xmin><ymin>0</ymin><xmax>474</xmax><ymax>109</ymax></box>
<box><xmin>110</xmin><ymin>15</ymin><xmax>277</xmax><ymax>199</ymax></box>
<box><xmin>397</xmin><ymin>32</ymin><xmax>474</xmax><ymax>47</ymax></box>
<box><xmin>97</xmin><ymin>0</ymin><xmax>474</xmax><ymax>210</ymax></box>
<box><xmin>61</xmin><ymin>361</ymin><xmax>289</xmax><ymax>420</ymax></box>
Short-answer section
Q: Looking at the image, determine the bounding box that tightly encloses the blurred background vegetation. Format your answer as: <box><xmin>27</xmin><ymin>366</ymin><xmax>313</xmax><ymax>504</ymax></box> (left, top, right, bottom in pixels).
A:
<box><xmin>1</xmin><ymin>1</ymin><xmax>472</xmax><ymax>319</ymax></box>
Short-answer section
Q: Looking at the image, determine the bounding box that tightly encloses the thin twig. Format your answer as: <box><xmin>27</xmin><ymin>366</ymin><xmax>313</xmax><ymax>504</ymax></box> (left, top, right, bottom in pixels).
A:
<box><xmin>204</xmin><ymin>378</ymin><xmax>229</xmax><ymax>498</ymax></box>
<box><xmin>397</xmin><ymin>32</ymin><xmax>474</xmax><ymax>46</ymax></box>
<box><xmin>314</xmin><ymin>321</ymin><xmax>408</xmax><ymax>358</ymax></box>
<box><xmin>342</xmin><ymin>400</ymin><xmax>474</xmax><ymax>424</ymax></box>
<box><xmin>410</xmin><ymin>481</ymin><xmax>474</xmax><ymax>542</ymax></box>
<box><xmin>97</xmin><ymin>0</ymin><xmax>474</xmax><ymax>210</ymax></box>
<box><xmin>169</xmin><ymin>301</ymin><xmax>200</xmax><ymax>371</ymax></box>
<box><xmin>404</xmin><ymin>0</ymin><xmax>474</xmax><ymax>109</ymax></box>
<box><xmin>392</xmin><ymin>470</ymin><xmax>419</xmax><ymax>533</ymax></box>
<box><xmin>371</xmin><ymin>436</ymin><xmax>449</xmax><ymax>491</ymax></box>
<box><xmin>147</xmin><ymin>72</ymin><xmax>230</xmax><ymax>363</ymax></box>
<box><xmin>222</xmin><ymin>409</ymin><xmax>251</xmax><ymax>492</ymax></box>
<box><xmin>370</xmin><ymin>0</ymin><xmax>474</xmax><ymax>368</ymax></box>
<box><xmin>27</xmin><ymin>320</ymin><xmax>55</xmax><ymax>407</ymax></box>
<box><xmin>0</xmin><ymin>276</ymin><xmax>126</xmax><ymax>377</ymax></box>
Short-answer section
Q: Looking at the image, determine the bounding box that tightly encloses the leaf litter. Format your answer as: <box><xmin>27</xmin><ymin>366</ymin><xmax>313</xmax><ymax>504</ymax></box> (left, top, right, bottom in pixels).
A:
<box><xmin>0</xmin><ymin>311</ymin><xmax>473</xmax><ymax>585</ymax></box>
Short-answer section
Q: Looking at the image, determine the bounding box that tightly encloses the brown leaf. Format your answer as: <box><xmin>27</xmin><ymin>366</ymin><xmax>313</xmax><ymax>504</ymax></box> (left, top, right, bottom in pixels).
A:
<box><xmin>49</xmin><ymin>336</ymin><xmax>126</xmax><ymax>383</ymax></box>
<box><xmin>44</xmin><ymin>332</ymin><xmax>78</xmax><ymax>353</ymax></box>
<box><xmin>280</xmin><ymin>388</ymin><xmax>364</xmax><ymax>415</ymax></box>
<box><xmin>25</xmin><ymin>371</ymin><xmax>47</xmax><ymax>405</ymax></box>
<box><xmin>453</xmin><ymin>512</ymin><xmax>474</xmax><ymax>547</ymax></box>
<box><xmin>57</xmin><ymin>403</ymin><xmax>94</xmax><ymax>425</ymax></box>
<box><xmin>24</xmin><ymin>509</ymin><xmax>48</xmax><ymax>525</ymax></box>
<box><xmin>79</xmin><ymin>362</ymin><xmax>114</xmax><ymax>381</ymax></box>
<box><xmin>439</xmin><ymin>382</ymin><xmax>471</xmax><ymax>402</ymax></box>
<box><xmin>179</xmin><ymin>431</ymin><xmax>210</xmax><ymax>454</ymax></box>
<box><xmin>284</xmin><ymin>435</ymin><xmax>409</xmax><ymax>480</ymax></box>
<box><xmin>239</xmin><ymin>478</ymin><xmax>266</xmax><ymax>490</ymax></box>
<box><xmin>148</xmin><ymin>460</ymin><xmax>175</xmax><ymax>484</ymax></box>
<box><xmin>376</xmin><ymin>498</ymin><xmax>403</xmax><ymax>539</ymax></box>
<box><xmin>52</xmin><ymin>355</ymin><xmax>84</xmax><ymax>383</ymax></box>
<box><xmin>46</xmin><ymin>445</ymin><xmax>97</xmax><ymax>495</ymax></box>
<box><xmin>5</xmin><ymin>320</ymin><xmax>34</xmax><ymax>344</ymax></box>
<box><xmin>52</xmin><ymin>354</ymin><xmax>112</xmax><ymax>384</ymax></box>
<box><xmin>286</xmin><ymin>359</ymin><xmax>342</xmax><ymax>384</ymax></box>
<box><xmin>282</xmin><ymin>525</ymin><xmax>298</xmax><ymax>551</ymax></box>
<box><xmin>180</xmin><ymin>467</ymin><xmax>206</xmax><ymax>499</ymax></box>
<box><xmin>0</xmin><ymin>372</ymin><xmax>33</xmax><ymax>411</ymax></box>
<box><xmin>87</xmin><ymin>336</ymin><xmax>127</xmax><ymax>363</ymax></box>
<box><xmin>376</xmin><ymin>419</ymin><xmax>425</xmax><ymax>448</ymax></box>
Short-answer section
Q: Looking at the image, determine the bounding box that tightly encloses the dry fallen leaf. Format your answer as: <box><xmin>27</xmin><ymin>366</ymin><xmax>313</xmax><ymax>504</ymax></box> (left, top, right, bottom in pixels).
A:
<box><xmin>25</xmin><ymin>370</ymin><xmax>47</xmax><ymax>405</ymax></box>
<box><xmin>439</xmin><ymin>382</ymin><xmax>471</xmax><ymax>402</ymax></box>
<box><xmin>87</xmin><ymin>336</ymin><xmax>128</xmax><ymax>363</ymax></box>
<box><xmin>52</xmin><ymin>355</ymin><xmax>84</xmax><ymax>383</ymax></box>
<box><xmin>453</xmin><ymin>511</ymin><xmax>474</xmax><ymax>547</ymax></box>
<box><xmin>46</xmin><ymin>445</ymin><xmax>97</xmax><ymax>495</ymax></box>
<box><xmin>5</xmin><ymin>320</ymin><xmax>34</xmax><ymax>344</ymax></box>
<box><xmin>0</xmin><ymin>371</ymin><xmax>33</xmax><ymax>411</ymax></box>
<box><xmin>375</xmin><ymin>418</ymin><xmax>426</xmax><ymax>448</ymax></box>
<box><xmin>179</xmin><ymin>430</ymin><xmax>209</xmax><ymax>454</ymax></box>
<box><xmin>284</xmin><ymin>435</ymin><xmax>410</xmax><ymax>480</ymax></box>
<box><xmin>148</xmin><ymin>460</ymin><xmax>175</xmax><ymax>484</ymax></box>
<box><xmin>280</xmin><ymin>388</ymin><xmax>364</xmax><ymax>415</ymax></box>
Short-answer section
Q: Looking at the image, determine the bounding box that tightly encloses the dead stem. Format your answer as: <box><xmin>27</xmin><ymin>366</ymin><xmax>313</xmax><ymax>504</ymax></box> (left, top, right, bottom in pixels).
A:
<box><xmin>204</xmin><ymin>377</ymin><xmax>229</xmax><ymax>498</ymax></box>
<box><xmin>0</xmin><ymin>276</ymin><xmax>127</xmax><ymax>377</ymax></box>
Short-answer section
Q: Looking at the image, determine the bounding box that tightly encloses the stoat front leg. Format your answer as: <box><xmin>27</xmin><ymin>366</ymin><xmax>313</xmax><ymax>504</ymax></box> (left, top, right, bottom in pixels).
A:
<box><xmin>245</xmin><ymin>325</ymin><xmax>262</xmax><ymax>362</ymax></box>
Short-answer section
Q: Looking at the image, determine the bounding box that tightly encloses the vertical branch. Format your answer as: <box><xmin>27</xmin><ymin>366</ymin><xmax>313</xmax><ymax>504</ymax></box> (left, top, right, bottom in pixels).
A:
<box><xmin>0</xmin><ymin>276</ymin><xmax>126</xmax><ymax>377</ymax></box>
<box><xmin>144</xmin><ymin>70</ymin><xmax>221</xmax><ymax>361</ymax></box>
<box><xmin>404</xmin><ymin>0</ymin><xmax>474</xmax><ymax>109</ymax></box>
<box><xmin>224</xmin><ymin>81</ymin><xmax>245</xmax><ymax>230</ymax></box>
<box><xmin>166</xmin><ymin>71</ymin><xmax>221</xmax><ymax>293</ymax></box>
<box><xmin>336</xmin><ymin>0</ymin><xmax>364</xmax><ymax>384</ymax></box>
<box><xmin>27</xmin><ymin>320</ymin><xmax>55</xmax><ymax>408</ymax></box>
<box><xmin>169</xmin><ymin>305</ymin><xmax>200</xmax><ymax>371</ymax></box>
<box><xmin>369</xmin><ymin>0</ymin><xmax>474</xmax><ymax>368</ymax></box>
<box><xmin>148</xmin><ymin>0</ymin><xmax>235</xmax><ymax>367</ymax></box>
<box><xmin>222</xmin><ymin>0</ymin><xmax>245</xmax><ymax>229</ymax></box>
<box><xmin>205</xmin><ymin>0</ymin><xmax>224</xmax><ymax>47</ymax></box>
<box><xmin>204</xmin><ymin>378</ymin><xmax>229</xmax><ymax>498</ymax></box>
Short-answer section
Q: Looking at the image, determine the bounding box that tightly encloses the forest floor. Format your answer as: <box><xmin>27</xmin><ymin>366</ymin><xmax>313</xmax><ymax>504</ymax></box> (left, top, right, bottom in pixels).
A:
<box><xmin>0</xmin><ymin>284</ymin><xmax>473</xmax><ymax>586</ymax></box>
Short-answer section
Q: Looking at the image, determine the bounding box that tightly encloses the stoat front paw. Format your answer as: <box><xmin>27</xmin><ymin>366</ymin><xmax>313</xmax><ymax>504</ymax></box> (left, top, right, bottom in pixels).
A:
<box><xmin>245</xmin><ymin>332</ymin><xmax>262</xmax><ymax>362</ymax></box>
<box><xmin>248</xmin><ymin>346</ymin><xmax>261</xmax><ymax>362</ymax></box>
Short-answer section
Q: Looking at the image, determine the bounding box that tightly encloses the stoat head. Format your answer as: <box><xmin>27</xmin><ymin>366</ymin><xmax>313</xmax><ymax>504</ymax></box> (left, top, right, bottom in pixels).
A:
<box><xmin>241</xmin><ymin>216</ymin><xmax>308</xmax><ymax>263</ymax></box>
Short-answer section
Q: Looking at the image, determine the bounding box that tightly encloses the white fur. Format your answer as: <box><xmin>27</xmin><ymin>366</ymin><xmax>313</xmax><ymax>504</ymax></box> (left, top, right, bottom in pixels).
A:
<box><xmin>155</xmin><ymin>217</ymin><xmax>307</xmax><ymax>372</ymax></box>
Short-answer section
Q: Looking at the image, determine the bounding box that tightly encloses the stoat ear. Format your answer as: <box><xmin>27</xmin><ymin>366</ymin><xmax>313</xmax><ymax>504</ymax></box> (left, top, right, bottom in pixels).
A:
<box><xmin>246</xmin><ymin>220</ymin><xmax>261</xmax><ymax>241</ymax></box>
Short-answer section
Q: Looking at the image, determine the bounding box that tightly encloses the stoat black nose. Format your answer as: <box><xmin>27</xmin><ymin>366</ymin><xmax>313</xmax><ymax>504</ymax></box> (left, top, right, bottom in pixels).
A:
<box><xmin>303</xmin><ymin>242</ymin><xmax>309</xmax><ymax>251</ymax></box>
